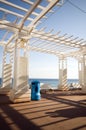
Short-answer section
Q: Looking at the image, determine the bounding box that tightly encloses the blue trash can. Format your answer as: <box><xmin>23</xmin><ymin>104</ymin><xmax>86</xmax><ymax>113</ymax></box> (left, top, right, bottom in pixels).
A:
<box><xmin>31</xmin><ymin>80</ymin><xmax>41</xmax><ymax>100</ymax></box>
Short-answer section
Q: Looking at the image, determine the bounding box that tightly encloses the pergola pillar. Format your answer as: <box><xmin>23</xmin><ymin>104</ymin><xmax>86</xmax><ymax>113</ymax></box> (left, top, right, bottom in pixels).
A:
<box><xmin>58</xmin><ymin>56</ymin><xmax>68</xmax><ymax>90</ymax></box>
<box><xmin>10</xmin><ymin>40</ymin><xmax>31</xmax><ymax>103</ymax></box>
<box><xmin>0</xmin><ymin>45</ymin><xmax>13</xmax><ymax>94</ymax></box>
<box><xmin>78</xmin><ymin>55</ymin><xmax>86</xmax><ymax>90</ymax></box>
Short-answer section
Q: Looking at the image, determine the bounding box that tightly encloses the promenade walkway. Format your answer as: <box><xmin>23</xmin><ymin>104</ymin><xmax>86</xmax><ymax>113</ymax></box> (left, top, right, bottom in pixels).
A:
<box><xmin>0</xmin><ymin>91</ymin><xmax>86</xmax><ymax>130</ymax></box>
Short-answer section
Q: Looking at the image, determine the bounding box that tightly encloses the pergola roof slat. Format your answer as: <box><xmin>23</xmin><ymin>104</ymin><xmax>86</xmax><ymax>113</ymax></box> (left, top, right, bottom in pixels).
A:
<box><xmin>0</xmin><ymin>0</ymin><xmax>86</xmax><ymax>57</ymax></box>
<box><xmin>0</xmin><ymin>7</ymin><xmax>34</xmax><ymax>22</ymax></box>
<box><xmin>31</xmin><ymin>30</ymin><xmax>82</xmax><ymax>48</ymax></box>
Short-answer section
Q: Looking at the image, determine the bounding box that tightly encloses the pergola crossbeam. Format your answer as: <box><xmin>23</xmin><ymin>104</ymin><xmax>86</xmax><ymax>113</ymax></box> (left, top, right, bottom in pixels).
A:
<box><xmin>0</xmin><ymin>0</ymin><xmax>41</xmax><ymax>17</ymax></box>
<box><xmin>23</xmin><ymin>0</ymin><xmax>54</xmax><ymax>12</ymax></box>
<box><xmin>31</xmin><ymin>30</ymin><xmax>83</xmax><ymax>48</ymax></box>
<box><xmin>28</xmin><ymin>0</ymin><xmax>60</xmax><ymax>28</ymax></box>
<box><xmin>30</xmin><ymin>46</ymin><xmax>62</xmax><ymax>56</ymax></box>
<box><xmin>0</xmin><ymin>7</ymin><xmax>34</xmax><ymax>22</ymax></box>
<box><xmin>0</xmin><ymin>0</ymin><xmax>86</xmax><ymax>57</ymax></box>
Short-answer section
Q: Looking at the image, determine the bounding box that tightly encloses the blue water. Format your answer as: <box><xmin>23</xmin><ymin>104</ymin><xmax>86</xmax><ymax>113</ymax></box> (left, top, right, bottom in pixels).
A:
<box><xmin>29</xmin><ymin>78</ymin><xmax>79</xmax><ymax>89</ymax></box>
<box><xmin>0</xmin><ymin>78</ymin><xmax>79</xmax><ymax>89</ymax></box>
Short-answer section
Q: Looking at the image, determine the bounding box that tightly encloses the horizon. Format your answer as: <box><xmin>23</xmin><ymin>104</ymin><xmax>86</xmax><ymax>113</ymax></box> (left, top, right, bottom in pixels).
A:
<box><xmin>0</xmin><ymin>77</ymin><xmax>79</xmax><ymax>80</ymax></box>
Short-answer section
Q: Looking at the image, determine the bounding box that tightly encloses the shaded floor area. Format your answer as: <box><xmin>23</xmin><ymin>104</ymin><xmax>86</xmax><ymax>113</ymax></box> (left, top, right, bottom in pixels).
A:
<box><xmin>0</xmin><ymin>91</ymin><xmax>86</xmax><ymax>130</ymax></box>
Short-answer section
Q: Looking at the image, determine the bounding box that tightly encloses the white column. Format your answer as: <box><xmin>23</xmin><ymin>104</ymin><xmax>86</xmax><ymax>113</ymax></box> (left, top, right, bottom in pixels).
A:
<box><xmin>84</xmin><ymin>55</ymin><xmax>86</xmax><ymax>86</ymax></box>
<box><xmin>58</xmin><ymin>57</ymin><xmax>67</xmax><ymax>90</ymax></box>
<box><xmin>82</xmin><ymin>55</ymin><xmax>86</xmax><ymax>90</ymax></box>
<box><xmin>78</xmin><ymin>55</ymin><xmax>86</xmax><ymax>90</ymax></box>
<box><xmin>13</xmin><ymin>43</ymin><xmax>18</xmax><ymax>90</ymax></box>
<box><xmin>10</xmin><ymin>40</ymin><xmax>31</xmax><ymax>103</ymax></box>
<box><xmin>78</xmin><ymin>58</ymin><xmax>83</xmax><ymax>85</ymax></box>
<box><xmin>2</xmin><ymin>46</ymin><xmax>7</xmax><ymax>85</ymax></box>
<box><xmin>24</xmin><ymin>42</ymin><xmax>29</xmax><ymax>85</ymax></box>
<box><xmin>2</xmin><ymin>45</ymin><xmax>12</xmax><ymax>88</ymax></box>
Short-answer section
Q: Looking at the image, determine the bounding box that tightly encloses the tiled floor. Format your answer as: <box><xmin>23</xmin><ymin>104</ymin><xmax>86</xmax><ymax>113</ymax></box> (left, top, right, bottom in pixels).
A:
<box><xmin>0</xmin><ymin>91</ymin><xmax>86</xmax><ymax>130</ymax></box>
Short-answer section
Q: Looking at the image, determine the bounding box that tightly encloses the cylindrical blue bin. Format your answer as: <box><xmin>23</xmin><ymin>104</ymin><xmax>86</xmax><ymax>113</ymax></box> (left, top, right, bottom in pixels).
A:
<box><xmin>31</xmin><ymin>81</ymin><xmax>41</xmax><ymax>100</ymax></box>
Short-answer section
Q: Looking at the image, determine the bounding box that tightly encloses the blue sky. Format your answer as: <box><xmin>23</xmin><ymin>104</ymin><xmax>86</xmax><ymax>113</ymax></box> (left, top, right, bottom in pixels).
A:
<box><xmin>29</xmin><ymin>0</ymin><xmax>86</xmax><ymax>79</ymax></box>
<box><xmin>0</xmin><ymin>0</ymin><xmax>86</xmax><ymax>79</ymax></box>
<box><xmin>37</xmin><ymin>0</ymin><xmax>86</xmax><ymax>37</ymax></box>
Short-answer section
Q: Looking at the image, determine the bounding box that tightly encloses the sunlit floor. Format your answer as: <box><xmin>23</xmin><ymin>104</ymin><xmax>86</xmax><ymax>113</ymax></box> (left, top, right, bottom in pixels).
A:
<box><xmin>0</xmin><ymin>91</ymin><xmax>86</xmax><ymax>130</ymax></box>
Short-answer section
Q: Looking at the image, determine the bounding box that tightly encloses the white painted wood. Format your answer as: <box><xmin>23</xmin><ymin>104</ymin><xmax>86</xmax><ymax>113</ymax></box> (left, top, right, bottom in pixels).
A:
<box><xmin>58</xmin><ymin>57</ymin><xmax>68</xmax><ymax>90</ymax></box>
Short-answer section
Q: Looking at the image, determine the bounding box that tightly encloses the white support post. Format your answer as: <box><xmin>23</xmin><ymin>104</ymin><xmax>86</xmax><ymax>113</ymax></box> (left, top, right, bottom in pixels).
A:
<box><xmin>2</xmin><ymin>46</ymin><xmax>7</xmax><ymax>86</ymax></box>
<box><xmin>58</xmin><ymin>56</ymin><xmax>68</xmax><ymax>90</ymax></box>
<box><xmin>0</xmin><ymin>45</ymin><xmax>14</xmax><ymax>94</ymax></box>
<box><xmin>25</xmin><ymin>42</ymin><xmax>29</xmax><ymax>85</ymax></box>
<box><xmin>84</xmin><ymin>55</ymin><xmax>86</xmax><ymax>87</ymax></box>
<box><xmin>13</xmin><ymin>42</ymin><xmax>18</xmax><ymax>90</ymax></box>
<box><xmin>78</xmin><ymin>58</ymin><xmax>83</xmax><ymax>86</ymax></box>
<box><xmin>23</xmin><ymin>41</ymin><xmax>29</xmax><ymax>87</ymax></box>
<box><xmin>78</xmin><ymin>55</ymin><xmax>86</xmax><ymax>91</ymax></box>
<box><xmin>10</xmin><ymin>40</ymin><xmax>31</xmax><ymax>103</ymax></box>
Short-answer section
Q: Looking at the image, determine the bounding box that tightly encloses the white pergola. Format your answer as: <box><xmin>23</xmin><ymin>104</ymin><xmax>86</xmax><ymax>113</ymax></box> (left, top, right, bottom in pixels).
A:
<box><xmin>0</xmin><ymin>0</ymin><xmax>86</xmax><ymax>102</ymax></box>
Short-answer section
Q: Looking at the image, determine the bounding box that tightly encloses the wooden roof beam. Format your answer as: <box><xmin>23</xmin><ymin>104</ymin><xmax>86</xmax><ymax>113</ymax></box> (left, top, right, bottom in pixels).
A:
<box><xmin>1</xmin><ymin>30</ymin><xmax>9</xmax><ymax>42</ymax></box>
<box><xmin>22</xmin><ymin>0</ymin><xmax>53</xmax><ymax>12</ymax></box>
<box><xmin>32</xmin><ymin>42</ymin><xmax>74</xmax><ymax>53</ymax></box>
<box><xmin>6</xmin><ymin>34</ymin><xmax>17</xmax><ymax>45</ymax></box>
<box><xmin>32</xmin><ymin>30</ymin><xmax>81</xmax><ymax>45</ymax></box>
<box><xmin>30</xmin><ymin>34</ymin><xmax>75</xmax><ymax>51</ymax></box>
<box><xmin>28</xmin><ymin>0</ymin><xmax>60</xmax><ymax>28</ymax></box>
<box><xmin>34</xmin><ymin>29</ymin><xmax>85</xmax><ymax>47</ymax></box>
<box><xmin>30</xmin><ymin>46</ymin><xmax>62</xmax><ymax>56</ymax></box>
<box><xmin>0</xmin><ymin>20</ymin><xmax>31</xmax><ymax>33</ymax></box>
<box><xmin>30</xmin><ymin>36</ymin><xmax>78</xmax><ymax>54</ymax></box>
<box><xmin>0</xmin><ymin>0</ymin><xmax>44</xmax><ymax>17</ymax></box>
<box><xmin>31</xmin><ymin>31</ymin><xmax>81</xmax><ymax>48</ymax></box>
<box><xmin>19</xmin><ymin>0</ymin><xmax>41</xmax><ymax>32</ymax></box>
<box><xmin>0</xmin><ymin>41</ymin><xmax>6</xmax><ymax>46</ymax></box>
<box><xmin>0</xmin><ymin>8</ymin><xmax>33</xmax><ymax>21</ymax></box>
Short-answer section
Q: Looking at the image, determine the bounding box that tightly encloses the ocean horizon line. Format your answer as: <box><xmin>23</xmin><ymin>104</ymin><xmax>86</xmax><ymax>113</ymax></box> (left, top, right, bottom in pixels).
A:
<box><xmin>0</xmin><ymin>78</ymin><xmax>79</xmax><ymax>88</ymax></box>
<box><xmin>0</xmin><ymin>77</ymin><xmax>79</xmax><ymax>80</ymax></box>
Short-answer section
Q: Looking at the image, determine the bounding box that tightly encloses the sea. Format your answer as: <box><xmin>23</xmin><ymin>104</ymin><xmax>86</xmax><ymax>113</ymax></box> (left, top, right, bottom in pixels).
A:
<box><xmin>0</xmin><ymin>78</ymin><xmax>79</xmax><ymax>89</ymax></box>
